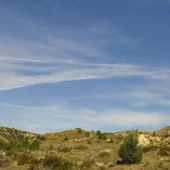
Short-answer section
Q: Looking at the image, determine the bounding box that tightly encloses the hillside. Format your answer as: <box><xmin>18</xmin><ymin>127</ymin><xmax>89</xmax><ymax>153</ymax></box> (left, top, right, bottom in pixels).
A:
<box><xmin>0</xmin><ymin>126</ymin><xmax>39</xmax><ymax>142</ymax></box>
<box><xmin>44</xmin><ymin>127</ymin><xmax>170</xmax><ymax>146</ymax></box>
<box><xmin>0</xmin><ymin>126</ymin><xmax>169</xmax><ymax>170</ymax></box>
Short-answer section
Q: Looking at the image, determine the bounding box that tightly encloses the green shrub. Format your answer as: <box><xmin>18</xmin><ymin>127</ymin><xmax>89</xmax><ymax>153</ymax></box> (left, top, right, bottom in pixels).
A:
<box><xmin>0</xmin><ymin>140</ymin><xmax>7</xmax><ymax>149</ymax></box>
<box><xmin>64</xmin><ymin>136</ymin><xmax>69</xmax><ymax>141</ymax></box>
<box><xmin>48</xmin><ymin>143</ymin><xmax>54</xmax><ymax>150</ymax></box>
<box><xmin>87</xmin><ymin>140</ymin><xmax>92</xmax><ymax>144</ymax></box>
<box><xmin>18</xmin><ymin>138</ymin><xmax>30</xmax><ymax>149</ymax></box>
<box><xmin>110</xmin><ymin>138</ymin><xmax>114</xmax><ymax>143</ymax></box>
<box><xmin>17</xmin><ymin>154</ymin><xmax>31</xmax><ymax>165</ymax></box>
<box><xmin>118</xmin><ymin>130</ymin><xmax>143</xmax><ymax>164</ymax></box>
<box><xmin>103</xmin><ymin>135</ymin><xmax>107</xmax><ymax>140</ymax></box>
<box><xmin>96</xmin><ymin>130</ymin><xmax>101</xmax><ymax>135</ymax></box>
<box><xmin>6</xmin><ymin>148</ymin><xmax>23</xmax><ymax>158</ymax></box>
<box><xmin>37</xmin><ymin>135</ymin><xmax>46</xmax><ymax>140</ymax></box>
<box><xmin>98</xmin><ymin>134</ymin><xmax>104</xmax><ymax>139</ymax></box>
<box><xmin>6</xmin><ymin>140</ymin><xmax>19</xmax><ymax>150</ymax></box>
<box><xmin>76</xmin><ymin>128</ymin><xmax>82</xmax><ymax>134</ymax></box>
<box><xmin>142</xmin><ymin>145</ymin><xmax>158</xmax><ymax>153</ymax></box>
<box><xmin>43</xmin><ymin>155</ymin><xmax>74</xmax><ymax>169</ymax></box>
<box><xmin>98</xmin><ymin>134</ymin><xmax>107</xmax><ymax>140</ymax></box>
<box><xmin>30</xmin><ymin>140</ymin><xmax>40</xmax><ymax>150</ymax></box>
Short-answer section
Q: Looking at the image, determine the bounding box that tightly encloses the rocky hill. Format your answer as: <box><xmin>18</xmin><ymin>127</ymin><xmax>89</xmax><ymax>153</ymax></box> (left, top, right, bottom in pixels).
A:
<box><xmin>114</xmin><ymin>126</ymin><xmax>170</xmax><ymax>146</ymax></box>
<box><xmin>0</xmin><ymin>126</ymin><xmax>39</xmax><ymax>142</ymax></box>
<box><xmin>44</xmin><ymin>128</ymin><xmax>94</xmax><ymax>141</ymax></box>
<box><xmin>0</xmin><ymin>126</ymin><xmax>170</xmax><ymax>146</ymax></box>
<box><xmin>138</xmin><ymin>126</ymin><xmax>170</xmax><ymax>146</ymax></box>
<box><xmin>44</xmin><ymin>126</ymin><xmax>170</xmax><ymax>147</ymax></box>
<box><xmin>0</xmin><ymin>126</ymin><xmax>169</xmax><ymax>170</ymax></box>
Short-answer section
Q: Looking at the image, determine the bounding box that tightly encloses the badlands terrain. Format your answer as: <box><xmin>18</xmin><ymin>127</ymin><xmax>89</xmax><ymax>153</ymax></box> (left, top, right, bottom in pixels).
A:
<box><xmin>0</xmin><ymin>126</ymin><xmax>170</xmax><ymax>170</ymax></box>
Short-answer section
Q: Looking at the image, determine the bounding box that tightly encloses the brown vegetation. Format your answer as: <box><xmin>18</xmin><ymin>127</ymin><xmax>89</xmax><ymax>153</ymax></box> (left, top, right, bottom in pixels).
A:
<box><xmin>0</xmin><ymin>126</ymin><xmax>169</xmax><ymax>170</ymax></box>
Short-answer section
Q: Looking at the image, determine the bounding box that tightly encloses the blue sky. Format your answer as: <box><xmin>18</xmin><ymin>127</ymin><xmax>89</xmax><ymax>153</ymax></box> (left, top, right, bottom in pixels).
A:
<box><xmin>0</xmin><ymin>0</ymin><xmax>170</xmax><ymax>134</ymax></box>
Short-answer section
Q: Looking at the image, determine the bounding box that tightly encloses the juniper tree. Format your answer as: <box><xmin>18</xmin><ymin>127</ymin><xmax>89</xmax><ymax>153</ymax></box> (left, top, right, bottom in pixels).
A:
<box><xmin>118</xmin><ymin>130</ymin><xmax>143</xmax><ymax>164</ymax></box>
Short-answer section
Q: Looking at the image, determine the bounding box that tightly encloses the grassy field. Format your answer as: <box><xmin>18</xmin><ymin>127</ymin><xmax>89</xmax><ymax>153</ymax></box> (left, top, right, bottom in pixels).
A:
<box><xmin>0</xmin><ymin>127</ymin><xmax>170</xmax><ymax>170</ymax></box>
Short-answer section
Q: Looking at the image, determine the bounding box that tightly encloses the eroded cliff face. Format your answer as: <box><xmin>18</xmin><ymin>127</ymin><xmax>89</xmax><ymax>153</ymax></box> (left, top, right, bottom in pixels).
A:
<box><xmin>114</xmin><ymin>126</ymin><xmax>170</xmax><ymax>146</ymax></box>
<box><xmin>143</xmin><ymin>131</ymin><xmax>170</xmax><ymax>146</ymax></box>
<box><xmin>138</xmin><ymin>134</ymin><xmax>161</xmax><ymax>146</ymax></box>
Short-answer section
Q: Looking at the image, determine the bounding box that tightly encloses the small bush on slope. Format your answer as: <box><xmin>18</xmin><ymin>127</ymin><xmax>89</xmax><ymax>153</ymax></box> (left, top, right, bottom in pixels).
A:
<box><xmin>118</xmin><ymin>130</ymin><xmax>143</xmax><ymax>164</ymax></box>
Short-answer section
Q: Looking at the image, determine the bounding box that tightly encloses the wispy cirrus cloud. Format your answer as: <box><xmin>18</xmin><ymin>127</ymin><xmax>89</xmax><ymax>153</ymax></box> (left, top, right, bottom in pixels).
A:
<box><xmin>0</xmin><ymin>16</ymin><xmax>169</xmax><ymax>92</ymax></box>
<box><xmin>0</xmin><ymin>0</ymin><xmax>169</xmax><ymax>135</ymax></box>
<box><xmin>123</xmin><ymin>90</ymin><xmax>167</xmax><ymax>107</ymax></box>
<box><xmin>0</xmin><ymin>102</ymin><xmax>168</xmax><ymax>133</ymax></box>
<box><xmin>88</xmin><ymin>20</ymin><xmax>142</xmax><ymax>48</ymax></box>
<box><xmin>0</xmin><ymin>64</ymin><xmax>137</xmax><ymax>90</ymax></box>
<box><xmin>88</xmin><ymin>84</ymin><xmax>170</xmax><ymax>108</ymax></box>
<box><xmin>1</xmin><ymin>51</ymin><xmax>170</xmax><ymax>91</ymax></box>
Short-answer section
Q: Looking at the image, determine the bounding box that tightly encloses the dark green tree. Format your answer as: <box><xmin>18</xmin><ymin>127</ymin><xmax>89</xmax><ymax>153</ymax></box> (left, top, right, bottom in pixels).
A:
<box><xmin>18</xmin><ymin>138</ymin><xmax>30</xmax><ymax>148</ymax></box>
<box><xmin>64</xmin><ymin>136</ymin><xmax>69</xmax><ymax>141</ymax></box>
<box><xmin>30</xmin><ymin>140</ymin><xmax>40</xmax><ymax>150</ymax></box>
<box><xmin>0</xmin><ymin>140</ymin><xmax>6</xmax><ymax>149</ymax></box>
<box><xmin>110</xmin><ymin>138</ymin><xmax>114</xmax><ymax>143</ymax></box>
<box><xmin>118</xmin><ymin>130</ymin><xmax>143</xmax><ymax>164</ymax></box>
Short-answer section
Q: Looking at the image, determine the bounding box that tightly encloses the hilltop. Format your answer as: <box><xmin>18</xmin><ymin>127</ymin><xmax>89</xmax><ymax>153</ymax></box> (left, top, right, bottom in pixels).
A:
<box><xmin>44</xmin><ymin>126</ymin><xmax>170</xmax><ymax>146</ymax></box>
<box><xmin>0</xmin><ymin>126</ymin><xmax>41</xmax><ymax>142</ymax></box>
<box><xmin>1</xmin><ymin>126</ymin><xmax>170</xmax><ymax>144</ymax></box>
<box><xmin>0</xmin><ymin>126</ymin><xmax>169</xmax><ymax>170</ymax></box>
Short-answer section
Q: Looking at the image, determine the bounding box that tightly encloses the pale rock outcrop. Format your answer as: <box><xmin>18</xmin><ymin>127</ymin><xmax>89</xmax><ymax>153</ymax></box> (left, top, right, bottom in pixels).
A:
<box><xmin>138</xmin><ymin>134</ymin><xmax>161</xmax><ymax>146</ymax></box>
<box><xmin>138</xmin><ymin>134</ymin><xmax>150</xmax><ymax>146</ymax></box>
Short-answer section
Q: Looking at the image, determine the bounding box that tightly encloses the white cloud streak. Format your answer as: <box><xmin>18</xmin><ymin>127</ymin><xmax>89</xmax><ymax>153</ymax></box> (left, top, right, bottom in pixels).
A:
<box><xmin>0</xmin><ymin>103</ymin><xmax>168</xmax><ymax>133</ymax></box>
<box><xmin>0</xmin><ymin>1</ymin><xmax>169</xmax><ymax>134</ymax></box>
<box><xmin>1</xmin><ymin>53</ymin><xmax>170</xmax><ymax>91</ymax></box>
<box><xmin>88</xmin><ymin>85</ymin><xmax>170</xmax><ymax>108</ymax></box>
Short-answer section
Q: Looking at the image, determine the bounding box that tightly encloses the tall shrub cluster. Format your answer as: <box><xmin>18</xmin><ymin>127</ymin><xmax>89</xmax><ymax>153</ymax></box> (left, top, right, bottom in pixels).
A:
<box><xmin>43</xmin><ymin>155</ymin><xmax>74</xmax><ymax>169</ymax></box>
<box><xmin>118</xmin><ymin>130</ymin><xmax>143</xmax><ymax>164</ymax></box>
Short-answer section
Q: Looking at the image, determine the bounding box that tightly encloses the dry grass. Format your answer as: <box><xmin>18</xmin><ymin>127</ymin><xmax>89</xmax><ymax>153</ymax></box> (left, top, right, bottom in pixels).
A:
<box><xmin>0</xmin><ymin>127</ymin><xmax>170</xmax><ymax>169</ymax></box>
